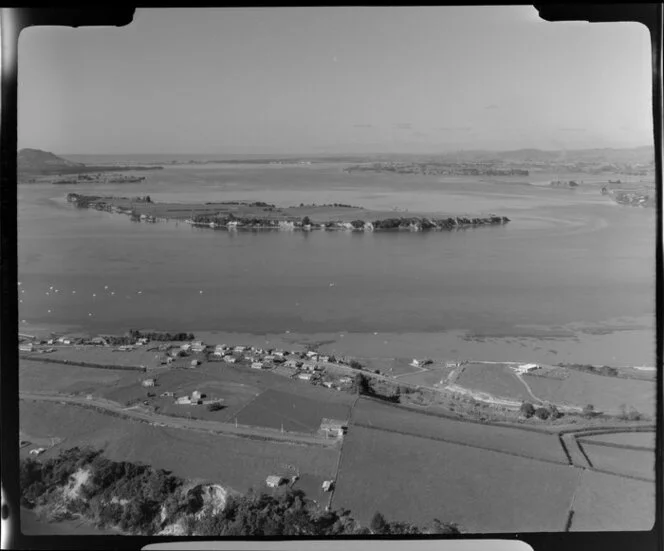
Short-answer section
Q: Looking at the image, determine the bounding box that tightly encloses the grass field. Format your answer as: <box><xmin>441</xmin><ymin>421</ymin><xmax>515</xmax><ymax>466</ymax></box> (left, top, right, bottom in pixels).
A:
<box><xmin>570</xmin><ymin>470</ymin><xmax>655</xmax><ymax>531</ymax></box>
<box><xmin>233</xmin><ymin>388</ymin><xmax>352</xmax><ymax>433</ymax></box>
<box><xmin>455</xmin><ymin>363</ymin><xmax>532</xmax><ymax>401</ymax></box>
<box><xmin>526</xmin><ymin>370</ymin><xmax>656</xmax><ymax>415</ymax></box>
<box><xmin>578</xmin><ymin>431</ymin><xmax>655</xmax><ymax>449</ymax></box>
<box><xmin>359</xmin><ymin>357</ymin><xmax>422</xmax><ymax>377</ymax></box>
<box><xmin>578</xmin><ymin>443</ymin><xmax>655</xmax><ymax>481</ymax></box>
<box><xmin>20</xmin><ymin>400</ymin><xmax>339</xmax><ymax>495</ymax></box>
<box><xmin>20</xmin><ymin>360</ymin><xmax>127</xmax><ymax>394</ymax></box>
<box><xmin>332</xmin><ymin>425</ymin><xmax>579</xmax><ymax>532</ymax></box>
<box><xmin>352</xmin><ymin>398</ymin><xmax>569</xmax><ymax>464</ymax></box>
<box><xmin>35</xmin><ymin>346</ymin><xmax>162</xmax><ymax>367</ymax></box>
<box><xmin>395</xmin><ymin>366</ymin><xmax>455</xmax><ymax>388</ymax></box>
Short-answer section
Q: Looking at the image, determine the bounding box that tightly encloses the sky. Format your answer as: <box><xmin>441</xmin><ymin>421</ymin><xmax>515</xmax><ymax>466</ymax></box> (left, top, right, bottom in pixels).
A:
<box><xmin>18</xmin><ymin>7</ymin><xmax>654</xmax><ymax>155</ymax></box>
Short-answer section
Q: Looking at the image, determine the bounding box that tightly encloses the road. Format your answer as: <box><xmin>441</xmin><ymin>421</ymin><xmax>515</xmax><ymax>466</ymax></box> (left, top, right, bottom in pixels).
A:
<box><xmin>19</xmin><ymin>391</ymin><xmax>339</xmax><ymax>449</ymax></box>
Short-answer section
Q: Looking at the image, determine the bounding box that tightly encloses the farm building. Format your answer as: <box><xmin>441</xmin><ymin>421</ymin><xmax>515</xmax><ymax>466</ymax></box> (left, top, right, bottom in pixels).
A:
<box><xmin>266</xmin><ymin>475</ymin><xmax>286</xmax><ymax>488</ymax></box>
<box><xmin>515</xmin><ymin>363</ymin><xmax>540</xmax><ymax>374</ymax></box>
<box><xmin>141</xmin><ymin>378</ymin><xmax>156</xmax><ymax>387</ymax></box>
<box><xmin>320</xmin><ymin>418</ymin><xmax>348</xmax><ymax>437</ymax></box>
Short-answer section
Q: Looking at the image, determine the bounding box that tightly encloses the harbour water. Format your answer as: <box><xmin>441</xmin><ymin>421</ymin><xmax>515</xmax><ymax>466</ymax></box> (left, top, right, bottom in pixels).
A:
<box><xmin>17</xmin><ymin>161</ymin><xmax>656</xmax><ymax>366</ymax></box>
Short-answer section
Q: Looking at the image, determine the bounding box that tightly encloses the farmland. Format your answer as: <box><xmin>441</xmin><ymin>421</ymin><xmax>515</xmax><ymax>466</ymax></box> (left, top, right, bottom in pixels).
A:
<box><xmin>351</xmin><ymin>397</ymin><xmax>569</xmax><ymax>464</ymax></box>
<box><xmin>455</xmin><ymin>363</ymin><xmax>532</xmax><ymax>401</ymax></box>
<box><xmin>578</xmin><ymin>431</ymin><xmax>655</xmax><ymax>449</ymax></box>
<box><xmin>233</xmin><ymin>388</ymin><xmax>353</xmax><ymax>433</ymax></box>
<box><xmin>570</xmin><ymin>470</ymin><xmax>655</xmax><ymax>531</ymax></box>
<box><xmin>19</xmin><ymin>359</ymin><xmax>128</xmax><ymax>394</ymax></box>
<box><xmin>525</xmin><ymin>370</ymin><xmax>656</xmax><ymax>415</ymax></box>
<box><xmin>19</xmin><ymin>400</ymin><xmax>339</xmax><ymax>495</ymax></box>
<box><xmin>28</xmin><ymin>346</ymin><xmax>162</xmax><ymax>368</ymax></box>
<box><xmin>394</xmin><ymin>366</ymin><xmax>456</xmax><ymax>388</ymax></box>
<box><xmin>331</xmin><ymin>425</ymin><xmax>579</xmax><ymax>533</ymax></box>
<box><xmin>578</xmin><ymin>443</ymin><xmax>655</xmax><ymax>481</ymax></box>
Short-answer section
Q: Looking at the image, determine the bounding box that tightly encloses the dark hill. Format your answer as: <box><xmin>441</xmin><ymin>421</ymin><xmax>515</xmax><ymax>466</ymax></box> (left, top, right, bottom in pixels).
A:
<box><xmin>18</xmin><ymin>148</ymin><xmax>84</xmax><ymax>173</ymax></box>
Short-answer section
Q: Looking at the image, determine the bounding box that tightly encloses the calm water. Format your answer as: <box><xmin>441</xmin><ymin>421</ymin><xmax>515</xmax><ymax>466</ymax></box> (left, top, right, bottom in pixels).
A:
<box><xmin>17</xmin><ymin>162</ymin><xmax>656</xmax><ymax>363</ymax></box>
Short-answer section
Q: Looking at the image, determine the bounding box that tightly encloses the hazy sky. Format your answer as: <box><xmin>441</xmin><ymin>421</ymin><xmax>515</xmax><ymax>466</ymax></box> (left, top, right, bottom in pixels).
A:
<box><xmin>18</xmin><ymin>7</ymin><xmax>653</xmax><ymax>155</ymax></box>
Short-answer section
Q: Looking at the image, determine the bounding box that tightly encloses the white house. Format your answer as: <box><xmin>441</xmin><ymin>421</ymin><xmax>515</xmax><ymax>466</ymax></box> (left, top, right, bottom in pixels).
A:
<box><xmin>234</xmin><ymin>345</ymin><xmax>246</xmax><ymax>353</ymax></box>
<box><xmin>223</xmin><ymin>356</ymin><xmax>236</xmax><ymax>364</ymax></box>
<box><xmin>251</xmin><ymin>362</ymin><xmax>264</xmax><ymax>370</ymax></box>
<box><xmin>298</xmin><ymin>372</ymin><xmax>313</xmax><ymax>381</ymax></box>
<box><xmin>284</xmin><ymin>359</ymin><xmax>300</xmax><ymax>369</ymax></box>
<box><xmin>410</xmin><ymin>359</ymin><xmax>421</xmax><ymax>367</ymax></box>
<box><xmin>190</xmin><ymin>359</ymin><xmax>200</xmax><ymax>367</ymax></box>
<box><xmin>176</xmin><ymin>396</ymin><xmax>191</xmax><ymax>405</ymax></box>
<box><xmin>141</xmin><ymin>378</ymin><xmax>156</xmax><ymax>387</ymax></box>
<box><xmin>180</xmin><ymin>343</ymin><xmax>192</xmax><ymax>351</ymax></box>
<box><xmin>191</xmin><ymin>390</ymin><xmax>202</xmax><ymax>401</ymax></box>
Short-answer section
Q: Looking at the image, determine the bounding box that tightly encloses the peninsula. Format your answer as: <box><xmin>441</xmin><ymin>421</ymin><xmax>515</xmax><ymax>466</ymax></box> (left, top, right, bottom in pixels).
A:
<box><xmin>65</xmin><ymin>193</ymin><xmax>511</xmax><ymax>231</ymax></box>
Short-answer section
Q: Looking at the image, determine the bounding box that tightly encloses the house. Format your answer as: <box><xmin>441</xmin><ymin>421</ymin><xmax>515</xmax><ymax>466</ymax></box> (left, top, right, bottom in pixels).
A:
<box><xmin>266</xmin><ymin>475</ymin><xmax>286</xmax><ymax>488</ymax></box>
<box><xmin>234</xmin><ymin>345</ymin><xmax>246</xmax><ymax>353</ymax></box>
<box><xmin>322</xmin><ymin>381</ymin><xmax>334</xmax><ymax>389</ymax></box>
<box><xmin>213</xmin><ymin>350</ymin><xmax>224</xmax><ymax>357</ymax></box>
<box><xmin>251</xmin><ymin>362</ymin><xmax>264</xmax><ymax>370</ymax></box>
<box><xmin>180</xmin><ymin>343</ymin><xmax>192</xmax><ymax>351</ymax></box>
<box><xmin>29</xmin><ymin>448</ymin><xmax>46</xmax><ymax>456</ymax></box>
<box><xmin>319</xmin><ymin>355</ymin><xmax>329</xmax><ymax>363</ymax></box>
<box><xmin>263</xmin><ymin>355</ymin><xmax>275</xmax><ymax>362</ymax></box>
<box><xmin>137</xmin><ymin>337</ymin><xmax>148</xmax><ymax>345</ymax></box>
<box><xmin>176</xmin><ymin>396</ymin><xmax>191</xmax><ymax>405</ymax></box>
<box><xmin>410</xmin><ymin>359</ymin><xmax>421</xmax><ymax>367</ymax></box>
<box><xmin>190</xmin><ymin>359</ymin><xmax>200</xmax><ymax>367</ymax></box>
<box><xmin>160</xmin><ymin>391</ymin><xmax>174</xmax><ymax>397</ymax></box>
<box><xmin>273</xmin><ymin>351</ymin><xmax>285</xmax><ymax>358</ymax></box>
<box><xmin>301</xmin><ymin>361</ymin><xmax>317</xmax><ymax>372</ymax></box>
<box><xmin>141</xmin><ymin>378</ymin><xmax>156</xmax><ymax>387</ymax></box>
<box><xmin>322</xmin><ymin>480</ymin><xmax>334</xmax><ymax>492</ymax></box>
<box><xmin>284</xmin><ymin>359</ymin><xmax>300</xmax><ymax>369</ymax></box>
<box><xmin>305</xmin><ymin>351</ymin><xmax>317</xmax><ymax>358</ymax></box>
<box><xmin>223</xmin><ymin>355</ymin><xmax>236</xmax><ymax>364</ymax></box>
<box><xmin>298</xmin><ymin>372</ymin><xmax>313</xmax><ymax>381</ymax></box>
<box><xmin>191</xmin><ymin>390</ymin><xmax>202</xmax><ymax>401</ymax></box>
<box><xmin>90</xmin><ymin>336</ymin><xmax>108</xmax><ymax>346</ymax></box>
<box><xmin>19</xmin><ymin>343</ymin><xmax>33</xmax><ymax>352</ymax></box>
<box><xmin>339</xmin><ymin>377</ymin><xmax>352</xmax><ymax>385</ymax></box>
<box><xmin>46</xmin><ymin>339</ymin><xmax>54</xmax><ymax>345</ymax></box>
<box><xmin>320</xmin><ymin>418</ymin><xmax>348</xmax><ymax>437</ymax></box>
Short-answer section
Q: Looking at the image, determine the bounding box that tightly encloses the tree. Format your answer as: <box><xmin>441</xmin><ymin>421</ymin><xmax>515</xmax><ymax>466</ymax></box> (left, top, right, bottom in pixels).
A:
<box><xmin>370</xmin><ymin>512</ymin><xmax>389</xmax><ymax>534</ymax></box>
<box><xmin>207</xmin><ymin>402</ymin><xmax>225</xmax><ymax>412</ymax></box>
<box><xmin>428</xmin><ymin>518</ymin><xmax>461</xmax><ymax>534</ymax></box>
<box><xmin>582</xmin><ymin>404</ymin><xmax>595</xmax><ymax>418</ymax></box>
<box><xmin>520</xmin><ymin>402</ymin><xmax>535</xmax><ymax>418</ymax></box>
<box><xmin>534</xmin><ymin>407</ymin><xmax>550</xmax><ymax>420</ymax></box>
<box><xmin>301</xmin><ymin>216</ymin><xmax>311</xmax><ymax>226</ymax></box>
<box><xmin>349</xmin><ymin>359</ymin><xmax>363</xmax><ymax>370</ymax></box>
<box><xmin>618</xmin><ymin>403</ymin><xmax>628</xmax><ymax>420</ymax></box>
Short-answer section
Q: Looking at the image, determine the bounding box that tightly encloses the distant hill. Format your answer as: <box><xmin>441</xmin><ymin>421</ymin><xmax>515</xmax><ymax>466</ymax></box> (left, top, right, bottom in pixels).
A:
<box><xmin>18</xmin><ymin>148</ymin><xmax>85</xmax><ymax>173</ymax></box>
<box><xmin>18</xmin><ymin>148</ymin><xmax>160</xmax><ymax>176</ymax></box>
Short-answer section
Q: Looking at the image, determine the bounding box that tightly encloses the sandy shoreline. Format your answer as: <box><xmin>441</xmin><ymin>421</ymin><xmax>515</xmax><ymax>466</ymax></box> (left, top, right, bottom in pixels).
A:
<box><xmin>19</xmin><ymin>319</ymin><xmax>655</xmax><ymax>370</ymax></box>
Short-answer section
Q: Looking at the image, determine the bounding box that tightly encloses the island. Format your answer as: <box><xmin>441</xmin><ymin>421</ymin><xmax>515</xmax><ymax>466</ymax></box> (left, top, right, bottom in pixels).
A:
<box><xmin>65</xmin><ymin>193</ymin><xmax>511</xmax><ymax>231</ymax></box>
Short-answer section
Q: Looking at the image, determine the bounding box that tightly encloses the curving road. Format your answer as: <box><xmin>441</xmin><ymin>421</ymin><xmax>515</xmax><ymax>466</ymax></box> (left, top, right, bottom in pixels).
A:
<box><xmin>19</xmin><ymin>391</ymin><xmax>339</xmax><ymax>449</ymax></box>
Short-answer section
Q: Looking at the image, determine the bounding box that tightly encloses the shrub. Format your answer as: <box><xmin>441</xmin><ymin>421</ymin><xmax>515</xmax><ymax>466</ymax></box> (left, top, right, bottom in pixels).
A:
<box><xmin>207</xmin><ymin>402</ymin><xmax>224</xmax><ymax>412</ymax></box>
<box><xmin>520</xmin><ymin>402</ymin><xmax>536</xmax><ymax>418</ymax></box>
<box><xmin>582</xmin><ymin>404</ymin><xmax>596</xmax><ymax>418</ymax></box>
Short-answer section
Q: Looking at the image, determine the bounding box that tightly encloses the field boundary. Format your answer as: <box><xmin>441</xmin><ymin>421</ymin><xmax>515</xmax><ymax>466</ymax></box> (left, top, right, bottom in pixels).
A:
<box><xmin>327</xmin><ymin>395</ymin><xmax>361</xmax><ymax>511</ymax></box>
<box><xmin>575</xmin><ymin>438</ymin><xmax>654</xmax><ymax>452</ymax></box>
<box><xmin>352</xmin><ymin>421</ymin><xmax>569</xmax><ymax>467</ymax></box>
<box><xmin>20</xmin><ymin>355</ymin><xmax>146</xmax><ymax>372</ymax></box>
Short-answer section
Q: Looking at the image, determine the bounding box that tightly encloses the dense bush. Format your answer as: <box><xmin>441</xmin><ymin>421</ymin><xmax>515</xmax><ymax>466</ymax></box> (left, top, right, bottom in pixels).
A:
<box><xmin>20</xmin><ymin>448</ymin><xmax>459</xmax><ymax>536</ymax></box>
